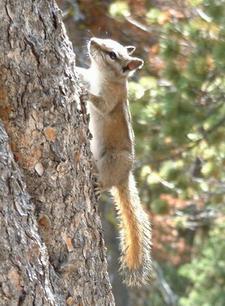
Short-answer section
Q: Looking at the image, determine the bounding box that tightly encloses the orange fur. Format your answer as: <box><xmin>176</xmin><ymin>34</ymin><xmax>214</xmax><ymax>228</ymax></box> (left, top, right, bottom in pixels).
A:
<box><xmin>111</xmin><ymin>173</ymin><xmax>152</xmax><ymax>286</ymax></box>
<box><xmin>113</xmin><ymin>185</ymin><xmax>141</xmax><ymax>269</ymax></box>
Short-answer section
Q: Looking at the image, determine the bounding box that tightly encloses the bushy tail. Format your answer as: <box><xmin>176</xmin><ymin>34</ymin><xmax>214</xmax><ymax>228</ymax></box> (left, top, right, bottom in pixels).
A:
<box><xmin>111</xmin><ymin>173</ymin><xmax>152</xmax><ymax>286</ymax></box>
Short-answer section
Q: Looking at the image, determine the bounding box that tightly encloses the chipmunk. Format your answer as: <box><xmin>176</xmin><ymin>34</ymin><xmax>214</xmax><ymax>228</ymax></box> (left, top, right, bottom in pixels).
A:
<box><xmin>76</xmin><ymin>37</ymin><xmax>152</xmax><ymax>286</ymax></box>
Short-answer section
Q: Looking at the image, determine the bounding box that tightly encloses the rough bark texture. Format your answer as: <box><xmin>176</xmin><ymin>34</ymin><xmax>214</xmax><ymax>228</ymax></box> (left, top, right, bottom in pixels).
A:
<box><xmin>0</xmin><ymin>0</ymin><xmax>114</xmax><ymax>305</ymax></box>
<box><xmin>0</xmin><ymin>122</ymin><xmax>60</xmax><ymax>306</ymax></box>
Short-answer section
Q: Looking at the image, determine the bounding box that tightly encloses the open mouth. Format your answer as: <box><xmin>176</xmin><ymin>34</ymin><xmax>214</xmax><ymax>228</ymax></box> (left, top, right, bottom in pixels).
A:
<box><xmin>122</xmin><ymin>65</ymin><xmax>130</xmax><ymax>73</ymax></box>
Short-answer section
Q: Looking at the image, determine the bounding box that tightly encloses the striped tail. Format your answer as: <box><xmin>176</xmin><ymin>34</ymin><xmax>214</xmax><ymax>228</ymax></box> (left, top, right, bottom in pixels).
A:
<box><xmin>111</xmin><ymin>173</ymin><xmax>152</xmax><ymax>286</ymax></box>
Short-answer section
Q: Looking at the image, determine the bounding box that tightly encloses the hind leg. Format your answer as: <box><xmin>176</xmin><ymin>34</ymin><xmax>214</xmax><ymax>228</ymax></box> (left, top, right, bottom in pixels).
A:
<box><xmin>96</xmin><ymin>150</ymin><xmax>133</xmax><ymax>190</ymax></box>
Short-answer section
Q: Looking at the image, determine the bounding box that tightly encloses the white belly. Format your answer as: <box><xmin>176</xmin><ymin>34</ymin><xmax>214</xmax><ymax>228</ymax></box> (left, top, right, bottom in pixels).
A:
<box><xmin>87</xmin><ymin>102</ymin><xmax>104</xmax><ymax>161</ymax></box>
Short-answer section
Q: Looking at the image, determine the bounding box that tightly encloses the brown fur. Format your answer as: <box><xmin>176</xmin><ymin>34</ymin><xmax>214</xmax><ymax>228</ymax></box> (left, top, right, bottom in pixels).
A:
<box><xmin>103</xmin><ymin>101</ymin><xmax>133</xmax><ymax>152</ymax></box>
<box><xmin>111</xmin><ymin>173</ymin><xmax>152</xmax><ymax>286</ymax></box>
<box><xmin>76</xmin><ymin>38</ymin><xmax>152</xmax><ymax>286</ymax></box>
<box><xmin>113</xmin><ymin>184</ymin><xmax>142</xmax><ymax>269</ymax></box>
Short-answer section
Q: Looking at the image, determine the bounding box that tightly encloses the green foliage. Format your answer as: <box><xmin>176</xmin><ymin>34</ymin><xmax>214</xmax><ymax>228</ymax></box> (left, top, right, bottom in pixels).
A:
<box><xmin>109</xmin><ymin>1</ymin><xmax>130</xmax><ymax>19</ymax></box>
<box><xmin>179</xmin><ymin>222</ymin><xmax>225</xmax><ymax>306</ymax></box>
<box><xmin>131</xmin><ymin>0</ymin><xmax>225</xmax><ymax>209</ymax></box>
<box><xmin>128</xmin><ymin>0</ymin><xmax>225</xmax><ymax>304</ymax></box>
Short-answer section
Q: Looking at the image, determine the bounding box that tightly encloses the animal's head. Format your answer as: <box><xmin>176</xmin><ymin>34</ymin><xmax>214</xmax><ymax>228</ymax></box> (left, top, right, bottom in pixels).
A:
<box><xmin>88</xmin><ymin>37</ymin><xmax>143</xmax><ymax>80</ymax></box>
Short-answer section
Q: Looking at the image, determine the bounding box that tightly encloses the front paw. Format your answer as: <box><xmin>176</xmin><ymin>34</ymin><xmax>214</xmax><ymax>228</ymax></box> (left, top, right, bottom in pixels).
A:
<box><xmin>87</xmin><ymin>91</ymin><xmax>100</xmax><ymax>102</ymax></box>
<box><xmin>80</xmin><ymin>89</ymin><xmax>95</xmax><ymax>103</ymax></box>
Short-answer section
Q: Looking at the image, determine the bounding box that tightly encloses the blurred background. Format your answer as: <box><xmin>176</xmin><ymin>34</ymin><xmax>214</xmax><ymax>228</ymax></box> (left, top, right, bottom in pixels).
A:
<box><xmin>57</xmin><ymin>1</ymin><xmax>225</xmax><ymax>305</ymax></box>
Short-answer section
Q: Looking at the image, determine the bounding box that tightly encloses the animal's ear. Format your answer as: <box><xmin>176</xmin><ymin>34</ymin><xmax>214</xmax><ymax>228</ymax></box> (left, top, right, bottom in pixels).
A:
<box><xmin>127</xmin><ymin>58</ymin><xmax>144</xmax><ymax>70</ymax></box>
<box><xmin>126</xmin><ymin>46</ymin><xmax>136</xmax><ymax>54</ymax></box>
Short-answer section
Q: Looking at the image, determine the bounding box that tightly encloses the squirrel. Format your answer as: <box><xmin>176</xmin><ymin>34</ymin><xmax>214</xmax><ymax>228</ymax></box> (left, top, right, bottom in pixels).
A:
<box><xmin>76</xmin><ymin>37</ymin><xmax>152</xmax><ymax>286</ymax></box>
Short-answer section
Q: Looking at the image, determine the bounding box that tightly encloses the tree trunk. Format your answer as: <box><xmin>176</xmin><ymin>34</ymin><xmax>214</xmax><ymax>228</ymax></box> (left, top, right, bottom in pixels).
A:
<box><xmin>0</xmin><ymin>0</ymin><xmax>114</xmax><ymax>305</ymax></box>
<box><xmin>0</xmin><ymin>122</ymin><xmax>61</xmax><ymax>305</ymax></box>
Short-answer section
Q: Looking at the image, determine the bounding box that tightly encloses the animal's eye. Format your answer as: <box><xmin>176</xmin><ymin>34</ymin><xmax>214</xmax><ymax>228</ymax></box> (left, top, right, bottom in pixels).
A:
<box><xmin>108</xmin><ymin>51</ymin><xmax>117</xmax><ymax>60</ymax></box>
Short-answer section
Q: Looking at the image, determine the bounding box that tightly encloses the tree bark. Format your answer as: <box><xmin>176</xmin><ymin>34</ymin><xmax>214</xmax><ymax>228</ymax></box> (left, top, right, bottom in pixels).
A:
<box><xmin>0</xmin><ymin>0</ymin><xmax>114</xmax><ymax>305</ymax></box>
<box><xmin>0</xmin><ymin>122</ymin><xmax>61</xmax><ymax>305</ymax></box>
